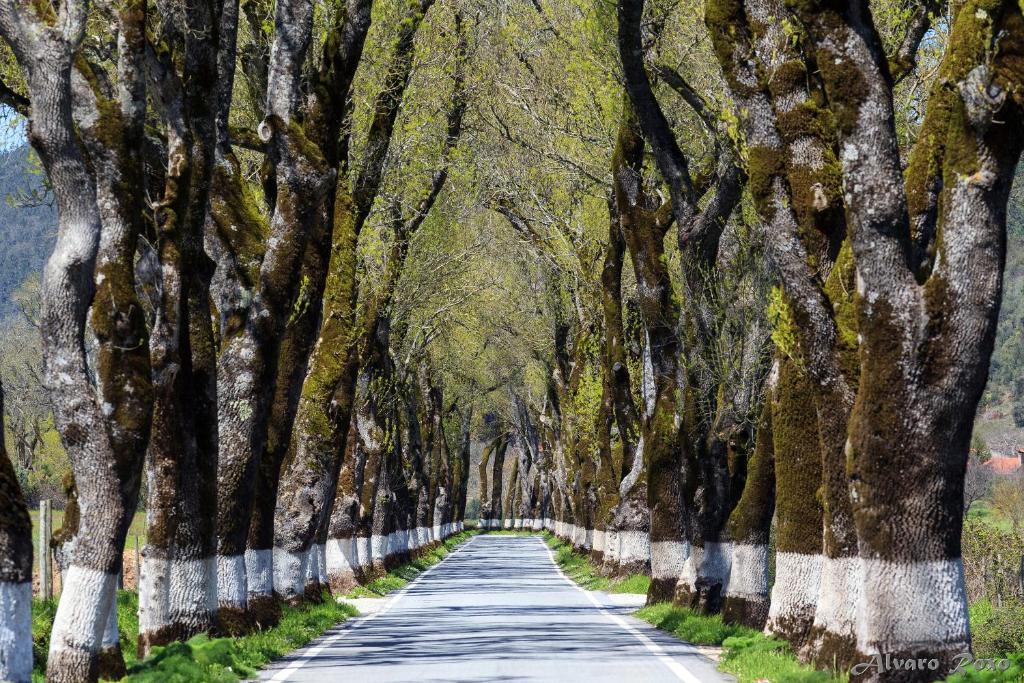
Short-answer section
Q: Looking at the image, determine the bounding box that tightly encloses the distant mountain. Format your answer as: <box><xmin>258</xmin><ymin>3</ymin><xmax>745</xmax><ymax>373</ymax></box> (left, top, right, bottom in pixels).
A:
<box><xmin>976</xmin><ymin>164</ymin><xmax>1024</xmax><ymax>451</ymax></box>
<box><xmin>0</xmin><ymin>144</ymin><xmax>56</xmax><ymax>320</ymax></box>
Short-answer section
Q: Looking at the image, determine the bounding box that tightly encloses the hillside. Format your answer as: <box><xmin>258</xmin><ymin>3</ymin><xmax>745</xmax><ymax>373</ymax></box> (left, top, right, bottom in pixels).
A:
<box><xmin>976</xmin><ymin>165</ymin><xmax>1024</xmax><ymax>454</ymax></box>
<box><xmin>0</xmin><ymin>144</ymin><xmax>56</xmax><ymax>320</ymax></box>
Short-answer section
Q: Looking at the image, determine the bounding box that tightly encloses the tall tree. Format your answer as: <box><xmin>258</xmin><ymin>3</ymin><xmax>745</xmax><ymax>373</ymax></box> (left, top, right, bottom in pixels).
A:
<box><xmin>708</xmin><ymin>0</ymin><xmax>1024</xmax><ymax>673</ymax></box>
<box><xmin>0</xmin><ymin>0</ymin><xmax>156</xmax><ymax>678</ymax></box>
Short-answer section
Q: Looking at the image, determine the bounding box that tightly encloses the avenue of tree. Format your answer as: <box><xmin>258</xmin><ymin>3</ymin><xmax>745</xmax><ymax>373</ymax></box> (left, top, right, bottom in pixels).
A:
<box><xmin>0</xmin><ymin>0</ymin><xmax>1021</xmax><ymax>682</ymax></box>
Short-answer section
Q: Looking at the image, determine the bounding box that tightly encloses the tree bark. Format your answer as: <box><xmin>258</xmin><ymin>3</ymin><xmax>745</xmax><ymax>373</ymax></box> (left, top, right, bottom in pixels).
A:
<box><xmin>763</xmin><ymin>358</ymin><xmax>824</xmax><ymax>649</ymax></box>
<box><xmin>721</xmin><ymin>388</ymin><xmax>775</xmax><ymax>629</ymax></box>
<box><xmin>0</xmin><ymin>2</ymin><xmax>158</xmax><ymax>677</ymax></box>
<box><xmin>488</xmin><ymin>437</ymin><xmax>508</xmax><ymax>529</ymax></box>
<box><xmin>610</xmin><ymin>99</ymin><xmax>673</xmax><ymax>597</ymax></box>
<box><xmin>212</xmin><ymin>0</ymin><xmax>333</xmax><ymax>630</ymax></box>
<box><xmin>139</xmin><ymin>0</ymin><xmax>222</xmax><ymax>649</ymax></box>
<box><xmin>0</xmin><ymin>380</ymin><xmax>32</xmax><ymax>683</ymax></box>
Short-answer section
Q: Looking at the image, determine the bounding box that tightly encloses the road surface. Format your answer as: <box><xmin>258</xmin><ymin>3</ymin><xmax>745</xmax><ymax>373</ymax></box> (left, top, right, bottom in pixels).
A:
<box><xmin>257</xmin><ymin>535</ymin><xmax>732</xmax><ymax>682</ymax></box>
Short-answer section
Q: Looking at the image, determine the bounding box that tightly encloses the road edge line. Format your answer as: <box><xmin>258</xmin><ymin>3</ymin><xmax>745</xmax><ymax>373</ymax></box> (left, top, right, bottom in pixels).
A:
<box><xmin>265</xmin><ymin>533</ymin><xmax>479</xmax><ymax>682</ymax></box>
<box><xmin>538</xmin><ymin>537</ymin><xmax>708</xmax><ymax>683</ymax></box>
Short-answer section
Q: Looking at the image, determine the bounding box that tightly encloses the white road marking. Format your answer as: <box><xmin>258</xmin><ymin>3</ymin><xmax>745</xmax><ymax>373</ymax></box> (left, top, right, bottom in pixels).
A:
<box><xmin>266</xmin><ymin>536</ymin><xmax>473</xmax><ymax>682</ymax></box>
<box><xmin>539</xmin><ymin>538</ymin><xmax>707</xmax><ymax>683</ymax></box>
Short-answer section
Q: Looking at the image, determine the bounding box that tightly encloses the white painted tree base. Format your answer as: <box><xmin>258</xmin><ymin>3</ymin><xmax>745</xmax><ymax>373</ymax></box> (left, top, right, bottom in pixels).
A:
<box><xmin>139</xmin><ymin>556</ymin><xmax>216</xmax><ymax>642</ymax></box>
<box><xmin>724</xmin><ymin>543</ymin><xmax>769</xmax><ymax>600</ymax></box>
<box><xmin>326</xmin><ymin>537</ymin><xmax>356</xmax><ymax>588</ymax></box>
<box><xmin>766</xmin><ymin>552</ymin><xmax>822</xmax><ymax>639</ymax></box>
<box><xmin>857</xmin><ymin>557</ymin><xmax>969</xmax><ymax>655</ymax></box>
<box><xmin>618</xmin><ymin>529</ymin><xmax>651</xmax><ymax>567</ymax></box>
<box><xmin>272</xmin><ymin>547</ymin><xmax>306</xmax><ymax>600</ymax></box>
<box><xmin>0</xmin><ymin>580</ymin><xmax>32</xmax><ymax>683</ymax></box>
<box><xmin>47</xmin><ymin>567</ymin><xmax>118</xmax><ymax>672</ymax></box>
<box><xmin>811</xmin><ymin>556</ymin><xmax>862</xmax><ymax>646</ymax></box>
<box><xmin>216</xmin><ymin>554</ymin><xmax>248</xmax><ymax>609</ymax></box>
<box><xmin>245</xmin><ymin>549</ymin><xmax>274</xmax><ymax>601</ymax></box>
<box><xmin>696</xmin><ymin>542</ymin><xmax>733</xmax><ymax>590</ymax></box>
<box><xmin>651</xmin><ymin>540</ymin><xmax>690</xmax><ymax>580</ymax></box>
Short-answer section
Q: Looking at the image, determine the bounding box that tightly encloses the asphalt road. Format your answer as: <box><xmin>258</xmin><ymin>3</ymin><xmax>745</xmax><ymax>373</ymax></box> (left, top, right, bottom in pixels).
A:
<box><xmin>257</xmin><ymin>535</ymin><xmax>732</xmax><ymax>683</ymax></box>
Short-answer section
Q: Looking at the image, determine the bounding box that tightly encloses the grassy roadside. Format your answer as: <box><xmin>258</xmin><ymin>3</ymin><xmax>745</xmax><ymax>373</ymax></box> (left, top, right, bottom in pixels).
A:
<box><xmin>31</xmin><ymin>591</ymin><xmax>357</xmax><ymax>682</ymax></box>
<box><xmin>31</xmin><ymin>510</ymin><xmax>148</xmax><ymax>548</ymax></box>
<box><xmin>30</xmin><ymin>530</ymin><xmax>480</xmax><ymax>682</ymax></box>
<box><xmin>521</xmin><ymin>530</ymin><xmax>838</xmax><ymax>682</ymax></box>
<box><xmin>537</xmin><ymin>532</ymin><xmax>1024</xmax><ymax>683</ymax></box>
<box><xmin>635</xmin><ymin>603</ymin><xmax>841</xmax><ymax>683</ymax></box>
<box><xmin>344</xmin><ymin>529</ymin><xmax>481</xmax><ymax>597</ymax></box>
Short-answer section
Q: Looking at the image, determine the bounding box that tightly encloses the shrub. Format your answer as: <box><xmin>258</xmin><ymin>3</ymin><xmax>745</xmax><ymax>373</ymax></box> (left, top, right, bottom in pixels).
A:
<box><xmin>969</xmin><ymin>599</ymin><xmax>1024</xmax><ymax>659</ymax></box>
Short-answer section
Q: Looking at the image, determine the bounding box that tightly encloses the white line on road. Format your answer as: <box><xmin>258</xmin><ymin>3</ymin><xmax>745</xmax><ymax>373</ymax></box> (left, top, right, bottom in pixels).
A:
<box><xmin>539</xmin><ymin>538</ymin><xmax>707</xmax><ymax>683</ymax></box>
<box><xmin>266</xmin><ymin>536</ymin><xmax>475</xmax><ymax>682</ymax></box>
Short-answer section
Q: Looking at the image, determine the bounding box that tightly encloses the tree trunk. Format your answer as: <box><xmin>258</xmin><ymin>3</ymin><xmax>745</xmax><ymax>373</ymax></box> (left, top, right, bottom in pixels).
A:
<box><xmin>139</xmin><ymin>14</ymin><xmax>223</xmax><ymax>647</ymax></box>
<box><xmin>213</xmin><ymin>0</ymin><xmax>332</xmax><ymax>629</ymax></box>
<box><xmin>246</xmin><ymin>208</ymin><xmax>332</xmax><ymax>620</ymax></box>
<box><xmin>0</xmin><ymin>381</ymin><xmax>32</xmax><ymax>683</ymax></box>
<box><xmin>758</xmin><ymin>358</ymin><xmax>823</xmax><ymax>647</ymax></box>
<box><xmin>326</xmin><ymin>426</ymin><xmax>360</xmax><ymax>592</ymax></box>
<box><xmin>813</xmin><ymin>4</ymin><xmax>1024</xmax><ymax>675</ymax></box>
<box><xmin>721</xmin><ymin>385</ymin><xmax>776</xmax><ymax>629</ymax></box>
<box><xmin>611</xmin><ymin>100</ymin><xmax>676</xmax><ymax>598</ymax></box>
<box><xmin>0</xmin><ymin>3</ymin><xmax>157</xmax><ymax>675</ymax></box>
<box><xmin>478</xmin><ymin>436</ymin><xmax>495</xmax><ymax>525</ymax></box>
<box><xmin>504</xmin><ymin>458</ymin><xmax>519</xmax><ymax>530</ymax></box>
<box><xmin>488</xmin><ymin>438</ymin><xmax>508</xmax><ymax>529</ymax></box>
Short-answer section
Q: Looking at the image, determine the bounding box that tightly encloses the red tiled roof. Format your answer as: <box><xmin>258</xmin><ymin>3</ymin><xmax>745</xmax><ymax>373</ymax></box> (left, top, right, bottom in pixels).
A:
<box><xmin>982</xmin><ymin>456</ymin><xmax>1022</xmax><ymax>475</ymax></box>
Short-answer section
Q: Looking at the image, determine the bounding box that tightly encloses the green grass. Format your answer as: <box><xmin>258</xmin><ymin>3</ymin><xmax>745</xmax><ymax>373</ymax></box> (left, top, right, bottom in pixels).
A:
<box><xmin>636</xmin><ymin>601</ymin><xmax>1024</xmax><ymax>682</ymax></box>
<box><xmin>609</xmin><ymin>573</ymin><xmax>651</xmax><ymax>594</ymax></box>
<box><xmin>345</xmin><ymin>530</ymin><xmax>481</xmax><ymax>598</ymax></box>
<box><xmin>545</xmin><ymin>534</ymin><xmax>612</xmax><ymax>590</ymax></box>
<box><xmin>635</xmin><ymin>603</ymin><xmax>844</xmax><ymax>683</ymax></box>
<box><xmin>966</xmin><ymin>501</ymin><xmax>1015</xmax><ymax>533</ymax></box>
<box><xmin>125</xmin><ymin>598</ymin><xmax>358</xmax><ymax>682</ymax></box>
<box><xmin>30</xmin><ymin>510</ymin><xmax>147</xmax><ymax>549</ymax></box>
<box><xmin>32</xmin><ymin>589</ymin><xmax>357</xmax><ymax>682</ymax></box>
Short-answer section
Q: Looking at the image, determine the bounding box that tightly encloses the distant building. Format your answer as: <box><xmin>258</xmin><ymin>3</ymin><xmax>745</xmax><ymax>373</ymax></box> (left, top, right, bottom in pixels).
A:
<box><xmin>982</xmin><ymin>450</ymin><xmax>1024</xmax><ymax>476</ymax></box>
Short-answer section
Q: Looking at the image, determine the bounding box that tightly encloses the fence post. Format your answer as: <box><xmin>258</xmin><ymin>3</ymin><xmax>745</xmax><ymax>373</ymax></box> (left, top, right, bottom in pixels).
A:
<box><xmin>38</xmin><ymin>499</ymin><xmax>52</xmax><ymax>600</ymax></box>
<box><xmin>134</xmin><ymin>535</ymin><xmax>140</xmax><ymax>592</ymax></box>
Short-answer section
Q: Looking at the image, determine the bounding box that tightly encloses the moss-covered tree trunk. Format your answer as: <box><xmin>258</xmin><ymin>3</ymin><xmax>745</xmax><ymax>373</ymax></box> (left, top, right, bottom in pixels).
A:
<box><xmin>504</xmin><ymin>457</ymin><xmax>519</xmax><ymax>529</ymax></box>
<box><xmin>800</xmin><ymin>2</ymin><xmax>1024</xmax><ymax>675</ymax></box>
<box><xmin>140</xmin><ymin>0</ymin><xmax>225</xmax><ymax>647</ymax></box>
<box><xmin>708</xmin><ymin>0</ymin><xmax>1024</xmax><ymax>676</ymax></box>
<box><xmin>488</xmin><ymin>437</ymin><xmax>508</xmax><ymax>530</ymax></box>
<box><xmin>721</xmin><ymin>379</ymin><xmax>776</xmax><ymax>629</ymax></box>
<box><xmin>477</xmin><ymin>436</ymin><xmax>495</xmax><ymax>526</ymax></box>
<box><xmin>618</xmin><ymin>0</ymin><xmax>755</xmax><ymax>600</ymax></box>
<box><xmin>212</xmin><ymin>0</ymin><xmax>334</xmax><ymax>630</ymax></box>
<box><xmin>408</xmin><ymin>383</ymin><xmax>432</xmax><ymax>547</ymax></box>
<box><xmin>352</xmin><ymin>371</ymin><xmax>388</xmax><ymax>579</ymax></box>
<box><xmin>275</xmin><ymin>0</ymin><xmax>451</xmax><ymax>598</ymax></box>
<box><xmin>600</xmin><ymin>201</ymin><xmax>644</xmax><ymax>575</ymax></box>
<box><xmin>246</xmin><ymin>211</ymin><xmax>333</xmax><ymax>621</ymax></box>
<box><xmin>764</xmin><ymin>358</ymin><xmax>823</xmax><ymax>648</ymax></box>
<box><xmin>609</xmin><ymin>99</ymin><xmax>674</xmax><ymax>596</ymax></box>
<box><xmin>455</xmin><ymin>407</ymin><xmax>473</xmax><ymax>528</ymax></box>
<box><xmin>0</xmin><ymin>3</ymin><xmax>158</xmax><ymax>677</ymax></box>
<box><xmin>327</xmin><ymin>427</ymin><xmax>360</xmax><ymax>592</ymax></box>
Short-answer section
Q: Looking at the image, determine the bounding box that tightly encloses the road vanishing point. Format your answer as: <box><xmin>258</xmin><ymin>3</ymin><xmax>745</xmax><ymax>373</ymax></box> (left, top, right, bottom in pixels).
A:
<box><xmin>257</xmin><ymin>535</ymin><xmax>732</xmax><ymax>682</ymax></box>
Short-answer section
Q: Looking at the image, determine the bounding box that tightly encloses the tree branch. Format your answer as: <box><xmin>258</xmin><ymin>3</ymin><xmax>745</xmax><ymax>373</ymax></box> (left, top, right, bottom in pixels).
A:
<box><xmin>617</xmin><ymin>0</ymin><xmax>697</xmax><ymax>228</ymax></box>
